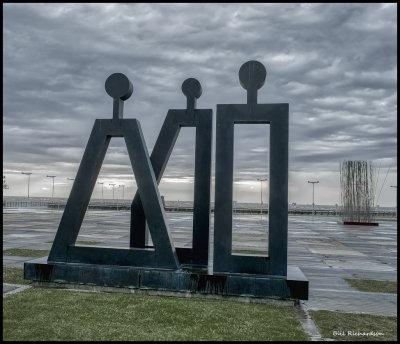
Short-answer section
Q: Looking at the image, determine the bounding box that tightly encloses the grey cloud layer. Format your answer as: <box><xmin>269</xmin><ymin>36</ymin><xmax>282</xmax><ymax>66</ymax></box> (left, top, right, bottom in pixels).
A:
<box><xmin>3</xmin><ymin>3</ymin><xmax>397</xmax><ymax>202</ymax></box>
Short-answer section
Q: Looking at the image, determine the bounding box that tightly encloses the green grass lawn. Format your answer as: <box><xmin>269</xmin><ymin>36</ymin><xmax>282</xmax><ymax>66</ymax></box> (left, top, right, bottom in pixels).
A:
<box><xmin>344</xmin><ymin>278</ymin><xmax>397</xmax><ymax>294</ymax></box>
<box><xmin>3</xmin><ymin>267</ymin><xmax>31</xmax><ymax>285</ymax></box>
<box><xmin>4</xmin><ymin>243</ymin><xmax>102</xmax><ymax>258</ymax></box>
<box><xmin>45</xmin><ymin>240</ymin><xmax>102</xmax><ymax>245</ymax></box>
<box><xmin>3</xmin><ymin>248</ymin><xmax>50</xmax><ymax>258</ymax></box>
<box><xmin>309</xmin><ymin>310</ymin><xmax>397</xmax><ymax>341</ymax></box>
<box><xmin>3</xmin><ymin>288</ymin><xmax>310</xmax><ymax>341</ymax></box>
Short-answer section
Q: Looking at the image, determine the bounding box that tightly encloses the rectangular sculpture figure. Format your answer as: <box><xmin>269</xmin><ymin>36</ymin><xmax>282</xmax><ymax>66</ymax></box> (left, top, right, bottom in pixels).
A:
<box><xmin>213</xmin><ymin>61</ymin><xmax>289</xmax><ymax>277</ymax></box>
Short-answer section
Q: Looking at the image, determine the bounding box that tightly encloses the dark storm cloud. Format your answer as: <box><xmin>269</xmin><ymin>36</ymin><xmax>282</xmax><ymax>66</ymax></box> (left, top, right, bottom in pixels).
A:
<box><xmin>3</xmin><ymin>3</ymin><xmax>397</xmax><ymax>204</ymax></box>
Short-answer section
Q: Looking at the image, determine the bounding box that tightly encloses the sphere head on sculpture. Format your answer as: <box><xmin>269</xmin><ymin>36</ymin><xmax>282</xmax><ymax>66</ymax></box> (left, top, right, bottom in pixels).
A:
<box><xmin>181</xmin><ymin>78</ymin><xmax>202</xmax><ymax>99</ymax></box>
<box><xmin>105</xmin><ymin>73</ymin><xmax>133</xmax><ymax>100</ymax></box>
<box><xmin>239</xmin><ymin>60</ymin><xmax>267</xmax><ymax>90</ymax></box>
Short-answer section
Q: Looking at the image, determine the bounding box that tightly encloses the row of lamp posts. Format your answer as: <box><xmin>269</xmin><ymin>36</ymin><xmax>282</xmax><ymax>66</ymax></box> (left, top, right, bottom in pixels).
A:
<box><xmin>21</xmin><ymin>172</ymin><xmax>57</xmax><ymax>199</ymax></box>
<box><xmin>20</xmin><ymin>172</ymin><xmax>124</xmax><ymax>200</ymax></box>
<box><xmin>18</xmin><ymin>172</ymin><xmax>397</xmax><ymax>216</ymax></box>
<box><xmin>97</xmin><ymin>182</ymin><xmax>125</xmax><ymax>201</ymax></box>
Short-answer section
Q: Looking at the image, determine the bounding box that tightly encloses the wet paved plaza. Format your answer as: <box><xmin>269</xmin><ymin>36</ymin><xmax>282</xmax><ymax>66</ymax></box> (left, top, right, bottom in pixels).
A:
<box><xmin>3</xmin><ymin>208</ymin><xmax>397</xmax><ymax>316</ymax></box>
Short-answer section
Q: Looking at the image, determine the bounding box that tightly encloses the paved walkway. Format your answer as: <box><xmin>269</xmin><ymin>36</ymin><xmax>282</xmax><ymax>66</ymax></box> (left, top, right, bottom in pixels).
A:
<box><xmin>3</xmin><ymin>208</ymin><xmax>397</xmax><ymax>317</ymax></box>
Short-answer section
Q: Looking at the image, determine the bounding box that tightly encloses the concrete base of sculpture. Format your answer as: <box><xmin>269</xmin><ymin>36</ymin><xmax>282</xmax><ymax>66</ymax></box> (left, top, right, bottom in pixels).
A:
<box><xmin>24</xmin><ymin>257</ymin><xmax>308</xmax><ymax>300</ymax></box>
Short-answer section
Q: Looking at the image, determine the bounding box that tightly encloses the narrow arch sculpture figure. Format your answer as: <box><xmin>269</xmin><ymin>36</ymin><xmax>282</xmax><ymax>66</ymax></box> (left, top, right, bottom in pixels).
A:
<box><xmin>130</xmin><ymin>77</ymin><xmax>212</xmax><ymax>267</ymax></box>
<box><xmin>25</xmin><ymin>61</ymin><xmax>308</xmax><ymax>300</ymax></box>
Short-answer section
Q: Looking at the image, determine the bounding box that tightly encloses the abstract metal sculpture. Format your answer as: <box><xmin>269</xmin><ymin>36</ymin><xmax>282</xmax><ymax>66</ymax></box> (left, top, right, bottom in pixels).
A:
<box><xmin>25</xmin><ymin>62</ymin><xmax>308</xmax><ymax>300</ymax></box>
<box><xmin>340</xmin><ymin>160</ymin><xmax>377</xmax><ymax>225</ymax></box>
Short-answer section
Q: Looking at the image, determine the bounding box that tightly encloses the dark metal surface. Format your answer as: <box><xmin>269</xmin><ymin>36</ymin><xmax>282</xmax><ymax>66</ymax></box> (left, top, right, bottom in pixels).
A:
<box><xmin>130</xmin><ymin>78</ymin><xmax>212</xmax><ymax>266</ymax></box>
<box><xmin>239</xmin><ymin>60</ymin><xmax>267</xmax><ymax>105</ymax></box>
<box><xmin>213</xmin><ymin>61</ymin><xmax>289</xmax><ymax>277</ymax></box>
<box><xmin>105</xmin><ymin>73</ymin><xmax>133</xmax><ymax>121</ymax></box>
<box><xmin>48</xmin><ymin>73</ymin><xmax>179</xmax><ymax>269</ymax></box>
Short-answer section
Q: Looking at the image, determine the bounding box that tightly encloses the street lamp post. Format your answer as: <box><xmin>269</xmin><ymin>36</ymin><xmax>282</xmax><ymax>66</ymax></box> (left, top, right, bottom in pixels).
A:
<box><xmin>98</xmin><ymin>182</ymin><xmax>104</xmax><ymax>201</ymax></box>
<box><xmin>119</xmin><ymin>184</ymin><xmax>125</xmax><ymax>201</ymax></box>
<box><xmin>109</xmin><ymin>183</ymin><xmax>116</xmax><ymax>200</ymax></box>
<box><xmin>390</xmin><ymin>185</ymin><xmax>397</xmax><ymax>218</ymax></box>
<box><xmin>21</xmin><ymin>172</ymin><xmax>32</xmax><ymax>198</ymax></box>
<box><xmin>46</xmin><ymin>175</ymin><xmax>56</xmax><ymax>199</ymax></box>
<box><xmin>308</xmin><ymin>180</ymin><xmax>319</xmax><ymax>215</ymax></box>
<box><xmin>257</xmin><ymin>178</ymin><xmax>268</xmax><ymax>220</ymax></box>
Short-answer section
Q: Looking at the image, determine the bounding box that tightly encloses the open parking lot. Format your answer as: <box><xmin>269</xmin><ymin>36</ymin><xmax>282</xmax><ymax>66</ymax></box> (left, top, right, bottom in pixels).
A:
<box><xmin>3</xmin><ymin>208</ymin><xmax>397</xmax><ymax>316</ymax></box>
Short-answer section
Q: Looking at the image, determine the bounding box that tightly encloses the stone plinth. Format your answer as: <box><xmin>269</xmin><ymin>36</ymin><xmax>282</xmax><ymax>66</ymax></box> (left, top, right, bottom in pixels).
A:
<box><xmin>25</xmin><ymin>257</ymin><xmax>308</xmax><ymax>300</ymax></box>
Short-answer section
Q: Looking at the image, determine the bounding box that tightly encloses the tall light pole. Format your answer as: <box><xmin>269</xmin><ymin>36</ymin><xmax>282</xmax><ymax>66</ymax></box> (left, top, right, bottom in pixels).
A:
<box><xmin>119</xmin><ymin>184</ymin><xmax>125</xmax><ymax>201</ymax></box>
<box><xmin>109</xmin><ymin>183</ymin><xmax>116</xmax><ymax>200</ymax></box>
<box><xmin>98</xmin><ymin>182</ymin><xmax>104</xmax><ymax>201</ymax></box>
<box><xmin>308</xmin><ymin>180</ymin><xmax>319</xmax><ymax>215</ymax></box>
<box><xmin>47</xmin><ymin>175</ymin><xmax>56</xmax><ymax>199</ymax></box>
<box><xmin>390</xmin><ymin>185</ymin><xmax>397</xmax><ymax>218</ymax></box>
<box><xmin>257</xmin><ymin>178</ymin><xmax>268</xmax><ymax>220</ymax></box>
<box><xmin>21</xmin><ymin>172</ymin><xmax>32</xmax><ymax>198</ymax></box>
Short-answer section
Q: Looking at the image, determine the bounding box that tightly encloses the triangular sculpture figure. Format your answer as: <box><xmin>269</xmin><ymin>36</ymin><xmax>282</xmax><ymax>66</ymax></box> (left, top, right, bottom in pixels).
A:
<box><xmin>48</xmin><ymin>73</ymin><xmax>179</xmax><ymax>269</ymax></box>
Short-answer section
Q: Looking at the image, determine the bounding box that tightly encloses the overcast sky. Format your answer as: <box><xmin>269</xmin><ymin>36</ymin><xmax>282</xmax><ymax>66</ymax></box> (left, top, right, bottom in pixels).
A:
<box><xmin>3</xmin><ymin>3</ymin><xmax>397</xmax><ymax>206</ymax></box>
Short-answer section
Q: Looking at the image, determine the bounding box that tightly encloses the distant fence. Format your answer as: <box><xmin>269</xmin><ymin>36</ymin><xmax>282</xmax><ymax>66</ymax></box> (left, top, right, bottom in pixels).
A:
<box><xmin>3</xmin><ymin>201</ymin><xmax>49</xmax><ymax>208</ymax></box>
<box><xmin>236</xmin><ymin>208</ymin><xmax>396</xmax><ymax>217</ymax></box>
<box><xmin>286</xmin><ymin>209</ymin><xmax>396</xmax><ymax>217</ymax></box>
<box><xmin>44</xmin><ymin>203</ymin><xmax>396</xmax><ymax>217</ymax></box>
<box><xmin>3</xmin><ymin>200</ymin><xmax>396</xmax><ymax>218</ymax></box>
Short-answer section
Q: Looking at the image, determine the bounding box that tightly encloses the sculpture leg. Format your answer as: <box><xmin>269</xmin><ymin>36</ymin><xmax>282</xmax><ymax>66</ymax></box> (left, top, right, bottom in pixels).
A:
<box><xmin>130</xmin><ymin>112</ymin><xmax>181</xmax><ymax>247</ymax></box>
<box><xmin>48</xmin><ymin>120</ymin><xmax>110</xmax><ymax>262</ymax></box>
